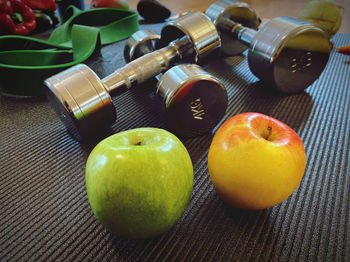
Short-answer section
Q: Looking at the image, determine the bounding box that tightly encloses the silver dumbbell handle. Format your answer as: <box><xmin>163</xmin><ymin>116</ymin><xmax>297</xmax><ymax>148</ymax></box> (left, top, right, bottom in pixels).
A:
<box><xmin>215</xmin><ymin>17</ymin><xmax>256</xmax><ymax>47</ymax></box>
<box><xmin>102</xmin><ymin>36</ymin><xmax>193</xmax><ymax>96</ymax></box>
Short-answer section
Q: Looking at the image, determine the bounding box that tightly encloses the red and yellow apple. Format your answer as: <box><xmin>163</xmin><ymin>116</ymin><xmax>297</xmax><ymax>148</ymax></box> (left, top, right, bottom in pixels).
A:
<box><xmin>208</xmin><ymin>112</ymin><xmax>306</xmax><ymax>210</ymax></box>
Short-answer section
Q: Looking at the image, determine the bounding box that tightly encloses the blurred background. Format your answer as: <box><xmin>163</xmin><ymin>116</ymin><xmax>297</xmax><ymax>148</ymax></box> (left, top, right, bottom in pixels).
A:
<box><xmin>83</xmin><ymin>0</ymin><xmax>349</xmax><ymax>33</ymax></box>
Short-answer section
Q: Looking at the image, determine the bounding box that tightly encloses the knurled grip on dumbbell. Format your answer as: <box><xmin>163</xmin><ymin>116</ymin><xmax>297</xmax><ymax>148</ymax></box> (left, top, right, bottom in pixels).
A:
<box><xmin>103</xmin><ymin>37</ymin><xmax>191</xmax><ymax>96</ymax></box>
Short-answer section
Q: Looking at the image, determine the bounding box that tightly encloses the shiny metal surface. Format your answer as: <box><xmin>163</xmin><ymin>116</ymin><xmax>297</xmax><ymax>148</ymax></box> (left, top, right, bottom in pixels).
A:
<box><xmin>207</xmin><ymin>0</ymin><xmax>331</xmax><ymax>93</ymax></box>
<box><xmin>205</xmin><ymin>0</ymin><xmax>259</xmax><ymax>55</ymax></box>
<box><xmin>248</xmin><ymin>16</ymin><xmax>331</xmax><ymax>93</ymax></box>
<box><xmin>44</xmin><ymin>64</ymin><xmax>116</xmax><ymax>140</ymax></box>
<box><xmin>45</xmin><ymin>12</ymin><xmax>221</xmax><ymax>140</ymax></box>
<box><xmin>160</xmin><ymin>11</ymin><xmax>221</xmax><ymax>64</ymax></box>
<box><xmin>157</xmin><ymin>64</ymin><xmax>228</xmax><ymax>137</ymax></box>
<box><xmin>125</xmin><ymin>30</ymin><xmax>228</xmax><ymax>137</ymax></box>
<box><xmin>124</xmin><ymin>30</ymin><xmax>160</xmax><ymax>62</ymax></box>
<box><xmin>103</xmin><ymin>36</ymin><xmax>190</xmax><ymax>96</ymax></box>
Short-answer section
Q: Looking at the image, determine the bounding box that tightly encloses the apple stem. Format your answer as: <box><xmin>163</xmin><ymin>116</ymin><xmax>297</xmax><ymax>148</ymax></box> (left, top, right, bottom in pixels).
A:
<box><xmin>265</xmin><ymin>126</ymin><xmax>273</xmax><ymax>141</ymax></box>
<box><xmin>135</xmin><ymin>141</ymin><xmax>142</xmax><ymax>146</ymax></box>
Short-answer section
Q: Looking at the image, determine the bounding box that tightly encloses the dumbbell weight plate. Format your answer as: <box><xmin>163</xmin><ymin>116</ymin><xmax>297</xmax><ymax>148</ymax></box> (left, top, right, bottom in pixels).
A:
<box><xmin>157</xmin><ymin>64</ymin><xmax>228</xmax><ymax>137</ymax></box>
<box><xmin>205</xmin><ymin>0</ymin><xmax>260</xmax><ymax>56</ymax></box>
<box><xmin>45</xmin><ymin>64</ymin><xmax>116</xmax><ymax>140</ymax></box>
<box><xmin>124</xmin><ymin>30</ymin><xmax>161</xmax><ymax>62</ymax></box>
<box><xmin>159</xmin><ymin>11</ymin><xmax>221</xmax><ymax>64</ymax></box>
<box><xmin>248</xmin><ymin>16</ymin><xmax>331</xmax><ymax>93</ymax></box>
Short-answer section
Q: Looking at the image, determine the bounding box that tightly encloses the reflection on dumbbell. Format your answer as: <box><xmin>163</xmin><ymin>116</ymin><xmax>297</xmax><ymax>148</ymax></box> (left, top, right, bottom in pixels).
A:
<box><xmin>206</xmin><ymin>0</ymin><xmax>332</xmax><ymax>93</ymax></box>
<box><xmin>158</xmin><ymin>64</ymin><xmax>228</xmax><ymax>137</ymax></box>
<box><xmin>45</xmin><ymin>12</ymin><xmax>221</xmax><ymax>141</ymax></box>
<box><xmin>124</xmin><ymin>30</ymin><xmax>228</xmax><ymax>137</ymax></box>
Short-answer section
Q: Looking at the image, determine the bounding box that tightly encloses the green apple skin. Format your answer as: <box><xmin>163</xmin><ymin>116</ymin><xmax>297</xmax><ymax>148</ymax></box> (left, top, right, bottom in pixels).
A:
<box><xmin>85</xmin><ymin>128</ymin><xmax>193</xmax><ymax>239</ymax></box>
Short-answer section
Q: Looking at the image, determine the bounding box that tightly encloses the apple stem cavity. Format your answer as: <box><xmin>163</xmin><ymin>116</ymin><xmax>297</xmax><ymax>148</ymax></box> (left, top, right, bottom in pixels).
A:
<box><xmin>134</xmin><ymin>141</ymin><xmax>142</xmax><ymax>146</ymax></box>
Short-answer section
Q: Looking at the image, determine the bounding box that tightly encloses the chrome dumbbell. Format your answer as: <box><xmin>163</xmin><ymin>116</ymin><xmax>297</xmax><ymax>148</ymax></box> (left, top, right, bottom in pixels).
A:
<box><xmin>206</xmin><ymin>0</ymin><xmax>332</xmax><ymax>93</ymax></box>
<box><xmin>45</xmin><ymin>12</ymin><xmax>221</xmax><ymax>140</ymax></box>
<box><xmin>124</xmin><ymin>30</ymin><xmax>228</xmax><ymax>137</ymax></box>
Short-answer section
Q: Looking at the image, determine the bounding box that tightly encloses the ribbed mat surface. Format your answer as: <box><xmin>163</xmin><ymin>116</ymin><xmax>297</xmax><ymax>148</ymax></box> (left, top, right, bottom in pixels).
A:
<box><xmin>0</xmin><ymin>22</ymin><xmax>349</xmax><ymax>261</ymax></box>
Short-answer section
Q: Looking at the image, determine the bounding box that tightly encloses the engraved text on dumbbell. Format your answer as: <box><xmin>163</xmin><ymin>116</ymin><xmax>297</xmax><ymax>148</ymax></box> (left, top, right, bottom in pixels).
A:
<box><xmin>291</xmin><ymin>51</ymin><xmax>312</xmax><ymax>73</ymax></box>
<box><xmin>190</xmin><ymin>98</ymin><xmax>205</xmax><ymax>120</ymax></box>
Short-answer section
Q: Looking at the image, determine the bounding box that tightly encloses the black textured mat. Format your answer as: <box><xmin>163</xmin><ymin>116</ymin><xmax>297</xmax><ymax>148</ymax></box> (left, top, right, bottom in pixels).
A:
<box><xmin>0</xmin><ymin>22</ymin><xmax>349</xmax><ymax>261</ymax></box>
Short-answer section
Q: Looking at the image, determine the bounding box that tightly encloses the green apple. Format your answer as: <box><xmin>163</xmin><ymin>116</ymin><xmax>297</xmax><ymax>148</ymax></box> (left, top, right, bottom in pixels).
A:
<box><xmin>85</xmin><ymin>127</ymin><xmax>193</xmax><ymax>239</ymax></box>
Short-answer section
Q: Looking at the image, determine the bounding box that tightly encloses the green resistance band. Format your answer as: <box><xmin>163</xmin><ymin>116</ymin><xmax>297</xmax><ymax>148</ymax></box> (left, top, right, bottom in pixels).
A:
<box><xmin>0</xmin><ymin>6</ymin><xmax>139</xmax><ymax>97</ymax></box>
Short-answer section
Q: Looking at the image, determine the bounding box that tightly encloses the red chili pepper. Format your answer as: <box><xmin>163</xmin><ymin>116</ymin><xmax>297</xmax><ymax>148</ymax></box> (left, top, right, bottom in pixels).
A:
<box><xmin>22</xmin><ymin>0</ymin><xmax>56</xmax><ymax>12</ymax></box>
<box><xmin>336</xmin><ymin>45</ymin><xmax>350</xmax><ymax>55</ymax></box>
<box><xmin>0</xmin><ymin>0</ymin><xmax>36</xmax><ymax>35</ymax></box>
